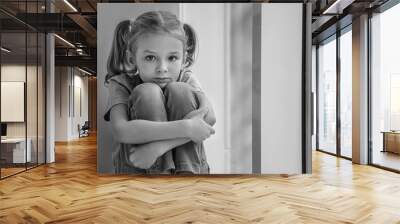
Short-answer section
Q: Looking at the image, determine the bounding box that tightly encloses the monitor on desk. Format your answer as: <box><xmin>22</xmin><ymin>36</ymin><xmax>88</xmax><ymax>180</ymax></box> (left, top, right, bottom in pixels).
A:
<box><xmin>1</xmin><ymin>123</ymin><xmax>7</xmax><ymax>138</ymax></box>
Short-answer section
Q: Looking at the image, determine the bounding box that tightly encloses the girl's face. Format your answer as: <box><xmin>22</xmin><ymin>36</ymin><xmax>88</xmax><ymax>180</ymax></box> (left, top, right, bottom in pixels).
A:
<box><xmin>135</xmin><ymin>33</ymin><xmax>184</xmax><ymax>88</ymax></box>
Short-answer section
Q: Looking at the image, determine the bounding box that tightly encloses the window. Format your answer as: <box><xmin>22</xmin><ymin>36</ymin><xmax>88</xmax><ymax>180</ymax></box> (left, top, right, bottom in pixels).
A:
<box><xmin>340</xmin><ymin>28</ymin><xmax>352</xmax><ymax>158</ymax></box>
<box><xmin>370</xmin><ymin>2</ymin><xmax>400</xmax><ymax>171</ymax></box>
<box><xmin>317</xmin><ymin>36</ymin><xmax>337</xmax><ymax>155</ymax></box>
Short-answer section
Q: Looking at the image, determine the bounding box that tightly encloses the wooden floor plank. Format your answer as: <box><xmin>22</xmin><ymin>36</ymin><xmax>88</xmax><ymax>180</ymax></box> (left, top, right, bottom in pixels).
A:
<box><xmin>1</xmin><ymin>134</ymin><xmax>400</xmax><ymax>223</ymax></box>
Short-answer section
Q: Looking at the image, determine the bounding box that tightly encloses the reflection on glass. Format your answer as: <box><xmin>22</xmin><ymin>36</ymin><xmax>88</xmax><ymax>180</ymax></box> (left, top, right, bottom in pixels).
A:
<box><xmin>318</xmin><ymin>37</ymin><xmax>337</xmax><ymax>154</ymax></box>
<box><xmin>38</xmin><ymin>33</ymin><xmax>46</xmax><ymax>165</ymax></box>
<box><xmin>27</xmin><ymin>31</ymin><xmax>38</xmax><ymax>169</ymax></box>
<box><xmin>371</xmin><ymin>3</ymin><xmax>400</xmax><ymax>171</ymax></box>
<box><xmin>340</xmin><ymin>29</ymin><xmax>352</xmax><ymax>158</ymax></box>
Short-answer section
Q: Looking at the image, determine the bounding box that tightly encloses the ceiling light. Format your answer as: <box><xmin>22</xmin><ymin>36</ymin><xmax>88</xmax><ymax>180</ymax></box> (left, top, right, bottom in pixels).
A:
<box><xmin>77</xmin><ymin>67</ymin><xmax>92</xmax><ymax>76</ymax></box>
<box><xmin>63</xmin><ymin>0</ymin><xmax>78</xmax><ymax>12</ymax></box>
<box><xmin>54</xmin><ymin>34</ymin><xmax>75</xmax><ymax>48</ymax></box>
<box><xmin>322</xmin><ymin>0</ymin><xmax>354</xmax><ymax>15</ymax></box>
<box><xmin>1</xmin><ymin>47</ymin><xmax>11</xmax><ymax>53</ymax></box>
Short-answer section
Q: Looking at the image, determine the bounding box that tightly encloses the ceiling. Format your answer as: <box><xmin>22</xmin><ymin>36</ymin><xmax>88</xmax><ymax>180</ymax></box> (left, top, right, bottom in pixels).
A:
<box><xmin>311</xmin><ymin>0</ymin><xmax>389</xmax><ymax>43</ymax></box>
<box><xmin>0</xmin><ymin>0</ymin><xmax>394</xmax><ymax>75</ymax></box>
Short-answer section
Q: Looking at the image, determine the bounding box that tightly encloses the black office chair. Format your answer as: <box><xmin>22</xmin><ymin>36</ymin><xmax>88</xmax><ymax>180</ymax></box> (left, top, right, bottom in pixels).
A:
<box><xmin>79</xmin><ymin>121</ymin><xmax>90</xmax><ymax>138</ymax></box>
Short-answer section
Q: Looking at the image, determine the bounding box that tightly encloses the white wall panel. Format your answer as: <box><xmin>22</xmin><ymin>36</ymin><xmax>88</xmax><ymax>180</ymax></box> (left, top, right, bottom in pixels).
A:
<box><xmin>260</xmin><ymin>3</ymin><xmax>303</xmax><ymax>174</ymax></box>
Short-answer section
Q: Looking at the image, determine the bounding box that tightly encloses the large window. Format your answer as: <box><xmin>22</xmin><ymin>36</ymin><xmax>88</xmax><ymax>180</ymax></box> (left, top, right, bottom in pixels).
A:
<box><xmin>370</xmin><ymin>2</ymin><xmax>400</xmax><ymax>171</ymax></box>
<box><xmin>340</xmin><ymin>28</ymin><xmax>352</xmax><ymax>158</ymax></box>
<box><xmin>316</xmin><ymin>26</ymin><xmax>353</xmax><ymax>159</ymax></box>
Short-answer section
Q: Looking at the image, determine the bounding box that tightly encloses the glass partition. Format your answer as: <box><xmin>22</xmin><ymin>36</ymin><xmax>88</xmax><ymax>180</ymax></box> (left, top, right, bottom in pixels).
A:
<box><xmin>0</xmin><ymin>1</ymin><xmax>46</xmax><ymax>179</ymax></box>
<box><xmin>1</xmin><ymin>31</ymin><xmax>28</xmax><ymax>177</ymax></box>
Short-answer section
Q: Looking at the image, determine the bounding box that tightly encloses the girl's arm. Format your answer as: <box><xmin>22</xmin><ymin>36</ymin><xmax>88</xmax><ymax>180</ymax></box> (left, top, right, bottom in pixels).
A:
<box><xmin>184</xmin><ymin>72</ymin><xmax>216</xmax><ymax>126</ymax></box>
<box><xmin>110</xmin><ymin>104</ymin><xmax>214</xmax><ymax>144</ymax></box>
<box><xmin>128</xmin><ymin>138</ymin><xmax>191</xmax><ymax>169</ymax></box>
<box><xmin>190</xmin><ymin>92</ymin><xmax>216</xmax><ymax>126</ymax></box>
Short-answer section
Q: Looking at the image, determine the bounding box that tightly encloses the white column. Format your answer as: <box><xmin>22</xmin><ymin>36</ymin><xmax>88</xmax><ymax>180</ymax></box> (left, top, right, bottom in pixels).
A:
<box><xmin>352</xmin><ymin>14</ymin><xmax>369</xmax><ymax>164</ymax></box>
<box><xmin>46</xmin><ymin>34</ymin><xmax>55</xmax><ymax>163</ymax></box>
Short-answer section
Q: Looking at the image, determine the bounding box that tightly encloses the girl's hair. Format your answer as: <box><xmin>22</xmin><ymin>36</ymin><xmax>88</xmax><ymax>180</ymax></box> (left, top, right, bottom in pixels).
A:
<box><xmin>105</xmin><ymin>20</ymin><xmax>134</xmax><ymax>83</ymax></box>
<box><xmin>125</xmin><ymin>11</ymin><xmax>197</xmax><ymax>73</ymax></box>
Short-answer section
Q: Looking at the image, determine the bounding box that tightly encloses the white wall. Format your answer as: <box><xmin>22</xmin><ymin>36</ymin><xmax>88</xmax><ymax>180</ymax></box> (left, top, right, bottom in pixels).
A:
<box><xmin>55</xmin><ymin>67</ymin><xmax>89</xmax><ymax>141</ymax></box>
<box><xmin>72</xmin><ymin>73</ymin><xmax>89</xmax><ymax>138</ymax></box>
<box><xmin>182</xmin><ymin>3</ymin><xmax>227</xmax><ymax>173</ymax></box>
<box><xmin>55</xmin><ymin>67</ymin><xmax>68</xmax><ymax>141</ymax></box>
<box><xmin>260</xmin><ymin>3</ymin><xmax>303</xmax><ymax>174</ymax></box>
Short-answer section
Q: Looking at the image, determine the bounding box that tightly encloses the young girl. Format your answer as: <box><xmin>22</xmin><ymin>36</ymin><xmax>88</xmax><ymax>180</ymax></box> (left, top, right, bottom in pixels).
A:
<box><xmin>104</xmin><ymin>11</ymin><xmax>216</xmax><ymax>174</ymax></box>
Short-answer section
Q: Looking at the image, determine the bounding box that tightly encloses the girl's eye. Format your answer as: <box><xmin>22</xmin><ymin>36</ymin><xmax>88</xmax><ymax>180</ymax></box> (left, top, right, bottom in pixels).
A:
<box><xmin>168</xmin><ymin>56</ymin><xmax>179</xmax><ymax>62</ymax></box>
<box><xmin>144</xmin><ymin>55</ymin><xmax>156</xmax><ymax>62</ymax></box>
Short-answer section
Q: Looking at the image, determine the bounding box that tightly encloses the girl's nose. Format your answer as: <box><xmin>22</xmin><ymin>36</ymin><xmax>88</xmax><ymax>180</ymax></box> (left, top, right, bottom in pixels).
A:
<box><xmin>157</xmin><ymin>60</ymin><xmax>168</xmax><ymax>73</ymax></box>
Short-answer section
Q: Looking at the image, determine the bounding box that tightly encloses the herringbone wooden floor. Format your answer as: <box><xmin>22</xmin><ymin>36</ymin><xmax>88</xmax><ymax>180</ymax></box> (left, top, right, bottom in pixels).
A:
<box><xmin>1</xmin><ymin>134</ymin><xmax>400</xmax><ymax>223</ymax></box>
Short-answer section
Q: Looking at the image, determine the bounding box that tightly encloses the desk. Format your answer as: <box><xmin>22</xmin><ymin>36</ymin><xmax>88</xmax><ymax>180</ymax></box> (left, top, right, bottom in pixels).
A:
<box><xmin>382</xmin><ymin>131</ymin><xmax>400</xmax><ymax>154</ymax></box>
<box><xmin>1</xmin><ymin>138</ymin><xmax>31</xmax><ymax>163</ymax></box>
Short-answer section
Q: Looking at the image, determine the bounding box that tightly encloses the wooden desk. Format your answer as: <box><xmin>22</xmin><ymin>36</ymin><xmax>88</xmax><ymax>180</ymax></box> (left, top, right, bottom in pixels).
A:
<box><xmin>382</xmin><ymin>131</ymin><xmax>400</xmax><ymax>154</ymax></box>
<box><xmin>1</xmin><ymin>138</ymin><xmax>31</xmax><ymax>163</ymax></box>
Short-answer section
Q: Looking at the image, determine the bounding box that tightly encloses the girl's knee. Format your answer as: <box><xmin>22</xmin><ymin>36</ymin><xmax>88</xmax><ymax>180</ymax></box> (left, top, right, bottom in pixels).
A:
<box><xmin>165</xmin><ymin>82</ymin><xmax>193</xmax><ymax>96</ymax></box>
<box><xmin>165</xmin><ymin>82</ymin><xmax>196</xmax><ymax>103</ymax></box>
<box><xmin>129</xmin><ymin>83</ymin><xmax>165</xmax><ymax>113</ymax></box>
<box><xmin>165</xmin><ymin>83</ymin><xmax>198</xmax><ymax>119</ymax></box>
<box><xmin>132</xmin><ymin>83</ymin><xmax>163</xmax><ymax>97</ymax></box>
<box><xmin>131</xmin><ymin>83</ymin><xmax>163</xmax><ymax>102</ymax></box>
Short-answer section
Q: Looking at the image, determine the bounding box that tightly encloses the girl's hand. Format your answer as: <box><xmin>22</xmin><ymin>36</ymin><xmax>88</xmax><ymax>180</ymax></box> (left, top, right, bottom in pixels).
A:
<box><xmin>183</xmin><ymin>106</ymin><xmax>208</xmax><ymax>120</ymax></box>
<box><xmin>128</xmin><ymin>146</ymin><xmax>157</xmax><ymax>169</ymax></box>
<box><xmin>184</xmin><ymin>107</ymin><xmax>215</xmax><ymax>143</ymax></box>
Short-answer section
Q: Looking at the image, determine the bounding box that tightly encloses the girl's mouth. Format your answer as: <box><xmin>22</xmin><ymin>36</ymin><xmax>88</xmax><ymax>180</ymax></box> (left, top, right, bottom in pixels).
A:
<box><xmin>153</xmin><ymin>78</ymin><xmax>172</xmax><ymax>83</ymax></box>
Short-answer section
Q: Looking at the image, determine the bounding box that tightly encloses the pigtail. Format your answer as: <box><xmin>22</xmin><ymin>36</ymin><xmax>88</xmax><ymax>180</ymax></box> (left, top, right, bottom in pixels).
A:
<box><xmin>183</xmin><ymin>23</ymin><xmax>197</xmax><ymax>68</ymax></box>
<box><xmin>105</xmin><ymin>20</ymin><xmax>134</xmax><ymax>84</ymax></box>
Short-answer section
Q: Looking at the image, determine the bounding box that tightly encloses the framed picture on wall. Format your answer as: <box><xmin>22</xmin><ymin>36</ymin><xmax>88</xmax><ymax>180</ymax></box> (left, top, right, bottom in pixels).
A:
<box><xmin>97</xmin><ymin>3</ymin><xmax>309</xmax><ymax>175</ymax></box>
